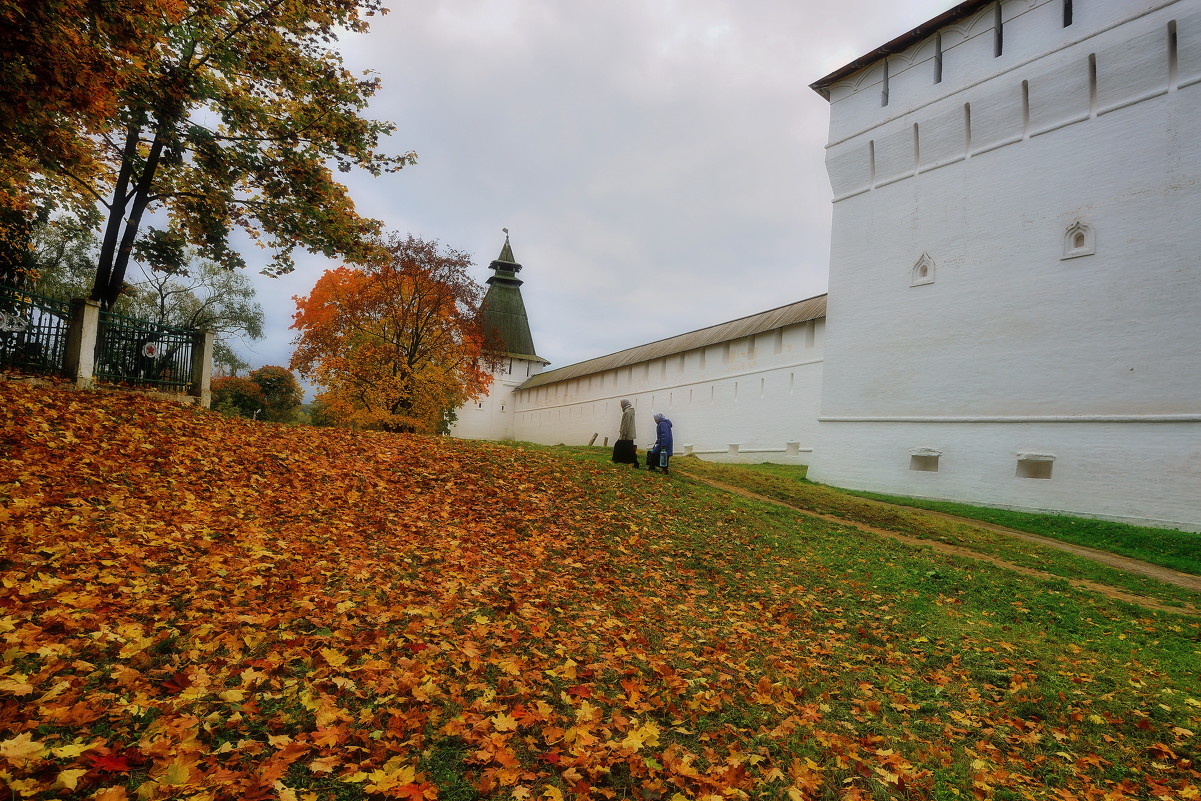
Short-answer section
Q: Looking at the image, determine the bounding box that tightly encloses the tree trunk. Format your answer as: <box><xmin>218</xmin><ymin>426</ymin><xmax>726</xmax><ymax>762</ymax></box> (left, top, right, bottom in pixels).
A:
<box><xmin>92</xmin><ymin>107</ymin><xmax>172</xmax><ymax>310</ymax></box>
<box><xmin>93</xmin><ymin>117</ymin><xmax>142</xmax><ymax>307</ymax></box>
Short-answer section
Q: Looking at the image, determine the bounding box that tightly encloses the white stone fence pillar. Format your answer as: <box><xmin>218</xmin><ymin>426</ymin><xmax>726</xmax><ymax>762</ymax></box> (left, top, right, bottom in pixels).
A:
<box><xmin>63</xmin><ymin>299</ymin><xmax>100</xmax><ymax>390</ymax></box>
<box><xmin>190</xmin><ymin>330</ymin><xmax>215</xmax><ymax>408</ymax></box>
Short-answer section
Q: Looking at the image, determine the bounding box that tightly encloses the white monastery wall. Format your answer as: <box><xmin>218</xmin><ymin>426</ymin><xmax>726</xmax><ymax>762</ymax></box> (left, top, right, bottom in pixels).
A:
<box><xmin>449</xmin><ymin>357</ymin><xmax>544</xmax><ymax>441</ymax></box>
<box><xmin>511</xmin><ymin>319</ymin><xmax>825</xmax><ymax>464</ymax></box>
<box><xmin>810</xmin><ymin>0</ymin><xmax>1201</xmax><ymax>530</ymax></box>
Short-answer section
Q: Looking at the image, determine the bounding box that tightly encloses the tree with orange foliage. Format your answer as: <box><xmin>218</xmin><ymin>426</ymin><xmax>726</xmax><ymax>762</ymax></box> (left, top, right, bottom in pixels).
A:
<box><xmin>290</xmin><ymin>235</ymin><xmax>498</xmax><ymax>434</ymax></box>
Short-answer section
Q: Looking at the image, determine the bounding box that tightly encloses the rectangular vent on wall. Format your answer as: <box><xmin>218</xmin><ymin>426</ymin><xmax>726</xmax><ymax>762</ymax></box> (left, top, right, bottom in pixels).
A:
<box><xmin>909</xmin><ymin>447</ymin><xmax>941</xmax><ymax>472</ymax></box>
<box><xmin>1016</xmin><ymin>452</ymin><xmax>1055</xmax><ymax>479</ymax></box>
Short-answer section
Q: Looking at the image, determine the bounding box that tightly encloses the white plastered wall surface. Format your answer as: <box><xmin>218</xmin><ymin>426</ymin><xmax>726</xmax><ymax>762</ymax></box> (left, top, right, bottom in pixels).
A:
<box><xmin>509</xmin><ymin>318</ymin><xmax>825</xmax><ymax>464</ymax></box>
<box><xmin>809</xmin><ymin>0</ymin><xmax>1201</xmax><ymax>530</ymax></box>
<box><xmin>449</xmin><ymin>357</ymin><xmax>544</xmax><ymax>441</ymax></box>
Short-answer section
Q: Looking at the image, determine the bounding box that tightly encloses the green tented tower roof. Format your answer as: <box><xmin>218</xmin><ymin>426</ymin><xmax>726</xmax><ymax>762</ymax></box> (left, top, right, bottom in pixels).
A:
<box><xmin>480</xmin><ymin>233</ymin><xmax>548</xmax><ymax>364</ymax></box>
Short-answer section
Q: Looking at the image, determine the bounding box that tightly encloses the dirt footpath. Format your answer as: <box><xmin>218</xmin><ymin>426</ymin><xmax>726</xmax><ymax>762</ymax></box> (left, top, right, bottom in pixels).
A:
<box><xmin>683</xmin><ymin>473</ymin><xmax>1200</xmax><ymax>616</ymax></box>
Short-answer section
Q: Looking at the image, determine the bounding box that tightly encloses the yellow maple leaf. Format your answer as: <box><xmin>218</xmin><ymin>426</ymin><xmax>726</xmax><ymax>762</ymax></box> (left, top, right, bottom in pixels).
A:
<box><xmin>6</xmin><ymin>779</ymin><xmax>42</xmax><ymax>796</ymax></box>
<box><xmin>412</xmin><ymin>678</ymin><xmax>438</xmax><ymax>702</ymax></box>
<box><xmin>241</xmin><ymin>667</ymin><xmax>267</xmax><ymax>687</ymax></box>
<box><xmin>117</xmin><ymin>634</ymin><xmax>153</xmax><ymax>659</ymax></box>
<box><xmin>309</xmin><ymin>755</ymin><xmax>341</xmax><ymax>773</ymax></box>
<box><xmin>543</xmin><ymin>787</ymin><xmax>564</xmax><ymax>801</ymax></box>
<box><xmin>314</xmin><ymin>696</ymin><xmax>348</xmax><ymax>727</ymax></box>
<box><xmin>493</xmin><ymin>713</ymin><xmax>520</xmax><ymax>732</ymax></box>
<box><xmin>51</xmin><ymin>741</ymin><xmax>97</xmax><ymax>759</ymax></box>
<box><xmin>0</xmin><ymin>732</ymin><xmax>48</xmax><ymax>766</ymax></box>
<box><xmin>91</xmin><ymin>788</ymin><xmax>130</xmax><ymax>801</ymax></box>
<box><xmin>620</xmin><ymin>721</ymin><xmax>661</xmax><ymax>752</ymax></box>
<box><xmin>38</xmin><ymin>680</ymin><xmax>69</xmax><ymax>702</ymax></box>
<box><xmin>155</xmin><ymin>757</ymin><xmax>192</xmax><ymax>786</ymax></box>
<box><xmin>319</xmin><ymin>647</ymin><xmax>349</xmax><ymax>668</ymax></box>
<box><xmin>873</xmin><ymin>766</ymin><xmax>900</xmax><ymax>785</ymax></box>
<box><xmin>575</xmin><ymin>700</ymin><xmax>599</xmax><ymax>723</ymax></box>
<box><xmin>54</xmin><ymin>768</ymin><xmax>89</xmax><ymax>791</ymax></box>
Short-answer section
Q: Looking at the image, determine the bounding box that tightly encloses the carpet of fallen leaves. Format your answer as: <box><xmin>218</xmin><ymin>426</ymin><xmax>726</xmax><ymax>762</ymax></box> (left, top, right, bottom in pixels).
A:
<box><xmin>1</xmin><ymin>379</ymin><xmax>1199</xmax><ymax>801</ymax></box>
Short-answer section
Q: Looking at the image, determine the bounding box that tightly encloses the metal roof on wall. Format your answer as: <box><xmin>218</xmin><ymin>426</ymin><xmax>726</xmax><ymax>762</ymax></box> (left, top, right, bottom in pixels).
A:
<box><xmin>518</xmin><ymin>294</ymin><xmax>827</xmax><ymax>391</ymax></box>
<box><xmin>809</xmin><ymin>0</ymin><xmax>993</xmax><ymax>98</ymax></box>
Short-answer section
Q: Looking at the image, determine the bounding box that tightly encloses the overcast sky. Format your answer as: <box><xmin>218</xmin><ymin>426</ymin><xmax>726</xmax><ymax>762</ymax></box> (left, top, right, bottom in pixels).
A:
<box><xmin>236</xmin><ymin>0</ymin><xmax>954</xmax><ymax>375</ymax></box>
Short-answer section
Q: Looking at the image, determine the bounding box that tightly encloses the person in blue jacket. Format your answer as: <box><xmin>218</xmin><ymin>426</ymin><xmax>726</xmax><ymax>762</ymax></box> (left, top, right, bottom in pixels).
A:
<box><xmin>647</xmin><ymin>412</ymin><xmax>673</xmax><ymax>475</ymax></box>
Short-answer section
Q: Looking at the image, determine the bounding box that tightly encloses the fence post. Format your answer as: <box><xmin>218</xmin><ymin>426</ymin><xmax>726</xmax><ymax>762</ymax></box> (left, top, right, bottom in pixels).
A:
<box><xmin>190</xmin><ymin>329</ymin><xmax>215</xmax><ymax>408</ymax></box>
<box><xmin>63</xmin><ymin>299</ymin><xmax>100</xmax><ymax>390</ymax></box>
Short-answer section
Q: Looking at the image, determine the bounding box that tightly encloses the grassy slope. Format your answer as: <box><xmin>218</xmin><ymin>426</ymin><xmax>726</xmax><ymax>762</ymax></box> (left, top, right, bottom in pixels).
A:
<box><xmin>2</xmin><ymin>381</ymin><xmax>1199</xmax><ymax>801</ymax></box>
<box><xmin>733</xmin><ymin>463</ymin><xmax>1201</xmax><ymax>576</ymax></box>
<box><xmin>663</xmin><ymin>458</ymin><xmax>1201</xmax><ymax>611</ymax></box>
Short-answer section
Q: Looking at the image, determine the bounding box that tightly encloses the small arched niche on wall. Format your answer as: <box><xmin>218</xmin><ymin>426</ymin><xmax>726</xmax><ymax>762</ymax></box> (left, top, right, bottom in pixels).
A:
<box><xmin>1062</xmin><ymin>221</ymin><xmax>1095</xmax><ymax>259</ymax></box>
<box><xmin>910</xmin><ymin>253</ymin><xmax>936</xmax><ymax>287</ymax></box>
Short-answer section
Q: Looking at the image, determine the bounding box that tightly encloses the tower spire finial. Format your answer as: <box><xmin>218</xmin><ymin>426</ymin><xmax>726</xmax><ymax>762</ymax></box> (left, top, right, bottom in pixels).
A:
<box><xmin>494</xmin><ymin>229</ymin><xmax>519</xmax><ymax>271</ymax></box>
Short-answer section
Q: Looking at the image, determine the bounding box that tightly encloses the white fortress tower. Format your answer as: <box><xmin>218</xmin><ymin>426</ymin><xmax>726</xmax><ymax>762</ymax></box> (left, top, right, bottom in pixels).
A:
<box><xmin>449</xmin><ymin>234</ymin><xmax>548</xmax><ymax>440</ymax></box>
<box><xmin>807</xmin><ymin>0</ymin><xmax>1201</xmax><ymax>530</ymax></box>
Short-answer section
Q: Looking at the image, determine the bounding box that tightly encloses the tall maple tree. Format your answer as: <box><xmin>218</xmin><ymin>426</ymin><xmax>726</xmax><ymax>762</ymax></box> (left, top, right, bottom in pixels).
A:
<box><xmin>1</xmin><ymin>0</ymin><xmax>413</xmax><ymax>306</ymax></box>
<box><xmin>291</xmin><ymin>234</ymin><xmax>498</xmax><ymax>433</ymax></box>
<box><xmin>0</xmin><ymin>0</ymin><xmax>176</xmax><ymax>280</ymax></box>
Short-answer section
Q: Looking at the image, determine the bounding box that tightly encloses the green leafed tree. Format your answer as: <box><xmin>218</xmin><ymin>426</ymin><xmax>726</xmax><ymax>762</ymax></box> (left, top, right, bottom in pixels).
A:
<box><xmin>248</xmin><ymin>365</ymin><xmax>303</xmax><ymax>422</ymax></box>
<box><xmin>24</xmin><ymin>216</ymin><xmax>266</xmax><ymax>375</ymax></box>
<box><xmin>122</xmin><ymin>260</ymin><xmax>265</xmax><ymax>375</ymax></box>
<box><xmin>12</xmin><ymin>209</ymin><xmax>103</xmax><ymax>296</ymax></box>
<box><xmin>211</xmin><ymin>375</ymin><xmax>267</xmax><ymax>419</ymax></box>
<box><xmin>4</xmin><ymin>0</ymin><xmax>415</xmax><ymax>308</ymax></box>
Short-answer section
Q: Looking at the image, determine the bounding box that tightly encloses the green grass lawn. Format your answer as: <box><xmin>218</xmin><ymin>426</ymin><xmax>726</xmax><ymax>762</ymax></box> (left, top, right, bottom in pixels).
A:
<box><xmin>642</xmin><ymin>456</ymin><xmax>1201</xmax><ymax>611</ymax></box>
<box><xmin>843</xmin><ymin>490</ymin><xmax>1201</xmax><ymax>574</ymax></box>
<box><xmin>691</xmin><ymin>460</ymin><xmax>1201</xmax><ymax>577</ymax></box>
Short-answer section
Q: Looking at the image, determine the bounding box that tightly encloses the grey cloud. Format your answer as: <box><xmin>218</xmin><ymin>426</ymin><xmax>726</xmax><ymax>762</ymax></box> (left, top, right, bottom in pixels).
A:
<box><xmin>238</xmin><ymin>0</ymin><xmax>953</xmax><ymax>374</ymax></box>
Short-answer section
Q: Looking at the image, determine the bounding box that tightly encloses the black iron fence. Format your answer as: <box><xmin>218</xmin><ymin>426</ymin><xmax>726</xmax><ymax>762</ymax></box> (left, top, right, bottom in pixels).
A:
<box><xmin>0</xmin><ymin>284</ymin><xmax>207</xmax><ymax>396</ymax></box>
<box><xmin>0</xmin><ymin>285</ymin><xmax>72</xmax><ymax>375</ymax></box>
<box><xmin>94</xmin><ymin>309</ymin><xmax>196</xmax><ymax>391</ymax></box>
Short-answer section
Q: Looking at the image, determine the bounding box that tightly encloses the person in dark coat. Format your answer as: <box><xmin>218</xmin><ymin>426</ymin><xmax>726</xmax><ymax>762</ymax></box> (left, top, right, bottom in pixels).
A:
<box><xmin>647</xmin><ymin>412</ymin><xmax>673</xmax><ymax>475</ymax></box>
<box><xmin>611</xmin><ymin>399</ymin><xmax>640</xmax><ymax>468</ymax></box>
